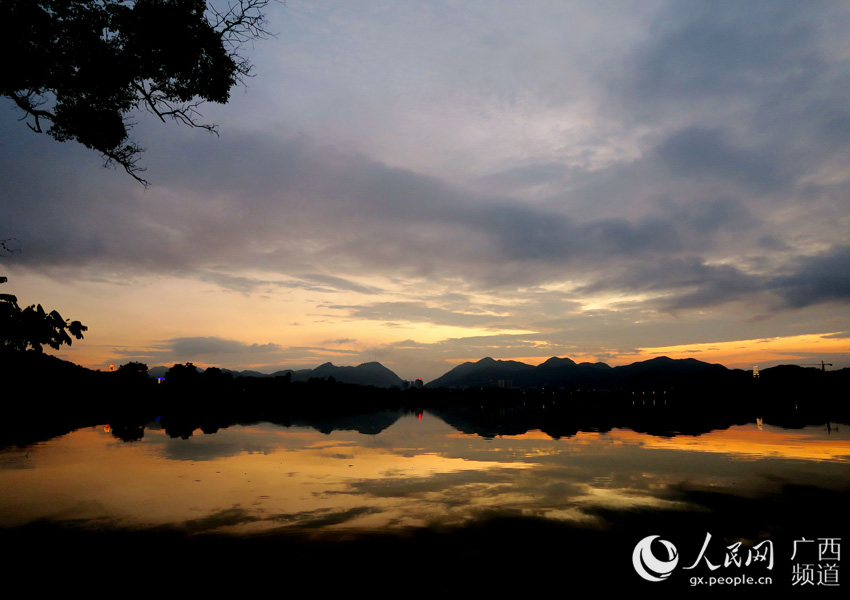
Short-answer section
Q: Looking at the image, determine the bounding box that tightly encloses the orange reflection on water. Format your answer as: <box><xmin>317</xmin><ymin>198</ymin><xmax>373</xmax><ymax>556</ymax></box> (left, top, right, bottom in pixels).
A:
<box><xmin>612</xmin><ymin>425</ymin><xmax>850</xmax><ymax>461</ymax></box>
<box><xmin>489</xmin><ymin>424</ymin><xmax>850</xmax><ymax>462</ymax></box>
<box><xmin>3</xmin><ymin>414</ymin><xmax>849</xmax><ymax>539</ymax></box>
<box><xmin>0</xmin><ymin>419</ymin><xmax>536</xmax><ymax>534</ymax></box>
<box><xmin>446</xmin><ymin>429</ymin><xmax>554</xmax><ymax>441</ymax></box>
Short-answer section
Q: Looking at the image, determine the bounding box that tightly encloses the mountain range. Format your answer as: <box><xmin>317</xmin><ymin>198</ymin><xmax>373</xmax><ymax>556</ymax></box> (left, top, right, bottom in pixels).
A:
<box><xmin>149</xmin><ymin>361</ymin><xmax>406</xmax><ymax>388</ymax></box>
<box><xmin>147</xmin><ymin>355</ymin><xmax>835</xmax><ymax>390</ymax></box>
<box><xmin>425</xmin><ymin>355</ymin><xmax>732</xmax><ymax>390</ymax></box>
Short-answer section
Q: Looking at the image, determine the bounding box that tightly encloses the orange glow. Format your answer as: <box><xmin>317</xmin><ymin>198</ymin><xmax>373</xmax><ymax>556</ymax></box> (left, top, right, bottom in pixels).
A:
<box><xmin>459</xmin><ymin>333</ymin><xmax>849</xmax><ymax>372</ymax></box>
<box><xmin>628</xmin><ymin>333</ymin><xmax>850</xmax><ymax>369</ymax></box>
<box><xmin>484</xmin><ymin>425</ymin><xmax>850</xmax><ymax>462</ymax></box>
<box><xmin>614</xmin><ymin>425</ymin><xmax>850</xmax><ymax>461</ymax></box>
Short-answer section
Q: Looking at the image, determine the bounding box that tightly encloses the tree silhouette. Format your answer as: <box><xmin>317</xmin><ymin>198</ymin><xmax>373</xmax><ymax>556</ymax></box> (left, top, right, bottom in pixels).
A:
<box><xmin>116</xmin><ymin>361</ymin><xmax>150</xmax><ymax>378</ymax></box>
<box><xmin>0</xmin><ymin>279</ymin><xmax>88</xmax><ymax>353</ymax></box>
<box><xmin>165</xmin><ymin>361</ymin><xmax>202</xmax><ymax>387</ymax></box>
<box><xmin>0</xmin><ymin>0</ymin><xmax>274</xmax><ymax>185</ymax></box>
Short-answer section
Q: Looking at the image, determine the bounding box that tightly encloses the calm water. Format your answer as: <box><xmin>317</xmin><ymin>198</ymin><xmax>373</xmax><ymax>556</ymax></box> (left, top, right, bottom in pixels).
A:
<box><xmin>2</xmin><ymin>410</ymin><xmax>848</xmax><ymax>591</ymax></box>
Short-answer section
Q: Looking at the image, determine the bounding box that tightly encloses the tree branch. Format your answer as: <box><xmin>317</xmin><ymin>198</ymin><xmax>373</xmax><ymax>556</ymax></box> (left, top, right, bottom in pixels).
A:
<box><xmin>100</xmin><ymin>138</ymin><xmax>150</xmax><ymax>188</ymax></box>
<box><xmin>9</xmin><ymin>91</ymin><xmax>55</xmax><ymax>134</ymax></box>
<box><xmin>131</xmin><ymin>80</ymin><xmax>219</xmax><ymax>135</ymax></box>
<box><xmin>2</xmin><ymin>0</ymin><xmax>278</xmax><ymax>186</ymax></box>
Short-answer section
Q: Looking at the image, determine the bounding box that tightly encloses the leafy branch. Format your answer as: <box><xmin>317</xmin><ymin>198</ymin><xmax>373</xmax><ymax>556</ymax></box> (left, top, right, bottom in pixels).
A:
<box><xmin>0</xmin><ymin>0</ymin><xmax>277</xmax><ymax>186</ymax></box>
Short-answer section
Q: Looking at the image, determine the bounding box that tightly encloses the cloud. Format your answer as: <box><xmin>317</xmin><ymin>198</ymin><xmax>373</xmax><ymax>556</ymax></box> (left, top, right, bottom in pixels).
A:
<box><xmin>109</xmin><ymin>335</ymin><xmax>366</xmax><ymax>372</ymax></box>
<box><xmin>167</xmin><ymin>337</ymin><xmax>284</xmax><ymax>357</ymax></box>
<box><xmin>329</xmin><ymin>301</ymin><xmax>511</xmax><ymax>329</ymax></box>
<box><xmin>2</xmin><ymin>1</ymin><xmax>849</xmax><ymax>377</ymax></box>
<box><xmin>197</xmin><ymin>272</ymin><xmax>276</xmax><ymax>293</ymax></box>
<box><xmin>653</xmin><ymin>127</ymin><xmax>785</xmax><ymax>191</ymax></box>
<box><xmin>1</xmin><ymin>131</ymin><xmax>718</xmax><ymax>291</ymax></box>
<box><xmin>823</xmin><ymin>332</ymin><xmax>850</xmax><ymax>340</ymax></box>
<box><xmin>288</xmin><ymin>273</ymin><xmax>383</xmax><ymax>295</ymax></box>
<box><xmin>769</xmin><ymin>245</ymin><xmax>850</xmax><ymax>308</ymax></box>
<box><xmin>577</xmin><ymin>257</ymin><xmax>764</xmax><ymax>309</ymax></box>
<box><xmin>625</xmin><ymin>0</ymin><xmax>836</xmax><ymax>116</ymax></box>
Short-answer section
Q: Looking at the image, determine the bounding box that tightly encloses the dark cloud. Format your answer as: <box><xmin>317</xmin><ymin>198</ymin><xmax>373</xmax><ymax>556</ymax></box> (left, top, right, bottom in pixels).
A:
<box><xmin>111</xmin><ymin>336</ymin><xmax>366</xmax><ymax>374</ymax></box>
<box><xmin>3</xmin><ymin>130</ymin><xmax>736</xmax><ymax>290</ymax></box>
<box><xmin>198</xmin><ymin>272</ymin><xmax>273</xmax><ymax>293</ymax></box>
<box><xmin>478</xmin><ymin>162</ymin><xmax>578</xmax><ymax>193</ymax></box>
<box><xmin>757</xmin><ymin>235</ymin><xmax>790</xmax><ymax>251</ymax></box>
<box><xmin>161</xmin><ymin>438</ymin><xmax>275</xmax><ymax>462</ymax></box>
<box><xmin>3</xmin><ymin>114</ymin><xmax>846</xmax><ymax>328</ymax></box>
<box><xmin>289</xmin><ymin>273</ymin><xmax>382</xmax><ymax>295</ymax></box>
<box><xmin>769</xmin><ymin>245</ymin><xmax>850</xmax><ymax>308</ymax></box>
<box><xmin>167</xmin><ymin>337</ymin><xmax>284</xmax><ymax>356</ymax></box>
<box><xmin>198</xmin><ymin>271</ymin><xmax>381</xmax><ymax>295</ymax></box>
<box><xmin>178</xmin><ymin>505</ymin><xmax>381</xmax><ymax>533</ymax></box>
<box><xmin>654</xmin><ymin>127</ymin><xmax>785</xmax><ymax>191</ymax></box>
<box><xmin>474</xmin><ymin>206</ymin><xmax>683</xmax><ymax>267</ymax></box>
<box><xmin>577</xmin><ymin>257</ymin><xmax>764</xmax><ymax>310</ymax></box>
<box><xmin>114</xmin><ymin>336</ymin><xmax>309</xmax><ymax>369</ymax></box>
<box><xmin>577</xmin><ymin>244</ymin><xmax>850</xmax><ymax>314</ymax></box>
<box><xmin>823</xmin><ymin>332</ymin><xmax>850</xmax><ymax>340</ymax></box>
<box><xmin>658</xmin><ymin>196</ymin><xmax>758</xmax><ymax>235</ymax></box>
<box><xmin>623</xmin><ymin>0</ymin><xmax>850</xmax><ymax>183</ymax></box>
<box><xmin>627</xmin><ymin>0</ymin><xmax>829</xmax><ymax>110</ymax></box>
<box><xmin>330</xmin><ymin>302</ymin><xmax>510</xmax><ymax>329</ymax></box>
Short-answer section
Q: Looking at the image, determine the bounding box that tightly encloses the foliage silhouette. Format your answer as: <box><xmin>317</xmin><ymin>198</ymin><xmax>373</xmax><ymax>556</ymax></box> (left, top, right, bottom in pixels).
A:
<box><xmin>164</xmin><ymin>361</ymin><xmax>202</xmax><ymax>386</ymax></box>
<box><xmin>202</xmin><ymin>365</ymin><xmax>233</xmax><ymax>384</ymax></box>
<box><xmin>0</xmin><ymin>278</ymin><xmax>87</xmax><ymax>353</ymax></box>
<box><xmin>116</xmin><ymin>361</ymin><xmax>149</xmax><ymax>378</ymax></box>
<box><xmin>0</xmin><ymin>0</ymin><xmax>274</xmax><ymax>185</ymax></box>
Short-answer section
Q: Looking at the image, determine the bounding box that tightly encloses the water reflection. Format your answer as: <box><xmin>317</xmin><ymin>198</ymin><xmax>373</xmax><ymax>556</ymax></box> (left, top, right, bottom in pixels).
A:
<box><xmin>2</xmin><ymin>411</ymin><xmax>848</xmax><ymax>539</ymax></box>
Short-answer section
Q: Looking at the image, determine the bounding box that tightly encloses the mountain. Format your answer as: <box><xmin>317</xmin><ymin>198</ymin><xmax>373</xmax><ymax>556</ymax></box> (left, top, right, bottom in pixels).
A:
<box><xmin>426</xmin><ymin>357</ymin><xmax>536</xmax><ymax>389</ymax></box>
<box><xmin>273</xmin><ymin>361</ymin><xmax>406</xmax><ymax>388</ymax></box>
<box><xmin>148</xmin><ymin>365</ymin><xmax>169</xmax><ymax>379</ymax></box>
<box><xmin>608</xmin><ymin>356</ymin><xmax>729</xmax><ymax>389</ymax></box>
<box><xmin>148</xmin><ymin>362</ymin><xmax>405</xmax><ymax>388</ymax></box>
<box><xmin>426</xmin><ymin>355</ymin><xmax>732</xmax><ymax>390</ymax></box>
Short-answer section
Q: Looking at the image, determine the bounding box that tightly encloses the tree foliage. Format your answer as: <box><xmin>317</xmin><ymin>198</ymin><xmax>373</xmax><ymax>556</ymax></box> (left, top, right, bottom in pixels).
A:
<box><xmin>116</xmin><ymin>361</ymin><xmax>149</xmax><ymax>377</ymax></box>
<box><xmin>165</xmin><ymin>361</ymin><xmax>201</xmax><ymax>385</ymax></box>
<box><xmin>0</xmin><ymin>279</ymin><xmax>88</xmax><ymax>353</ymax></box>
<box><xmin>0</xmin><ymin>0</ymin><xmax>273</xmax><ymax>185</ymax></box>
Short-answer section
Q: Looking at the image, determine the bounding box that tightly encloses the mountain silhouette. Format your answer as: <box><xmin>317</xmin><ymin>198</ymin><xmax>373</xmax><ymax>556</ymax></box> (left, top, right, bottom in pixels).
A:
<box><xmin>146</xmin><ymin>361</ymin><xmax>406</xmax><ymax>388</ymax></box>
<box><xmin>426</xmin><ymin>357</ymin><xmax>536</xmax><ymax>389</ymax></box>
<box><xmin>427</xmin><ymin>355</ymin><xmax>733</xmax><ymax>390</ymax></box>
<box><xmin>274</xmin><ymin>361</ymin><xmax>405</xmax><ymax>388</ymax></box>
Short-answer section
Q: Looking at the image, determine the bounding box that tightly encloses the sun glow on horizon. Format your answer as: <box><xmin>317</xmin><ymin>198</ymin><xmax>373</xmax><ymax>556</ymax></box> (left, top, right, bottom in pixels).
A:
<box><xmin>437</xmin><ymin>332</ymin><xmax>849</xmax><ymax>373</ymax></box>
<box><xmin>629</xmin><ymin>333</ymin><xmax>850</xmax><ymax>369</ymax></box>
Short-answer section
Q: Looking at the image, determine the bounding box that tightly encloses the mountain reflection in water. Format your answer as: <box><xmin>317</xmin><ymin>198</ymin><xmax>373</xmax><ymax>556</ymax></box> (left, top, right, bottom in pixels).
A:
<box><xmin>2</xmin><ymin>409</ymin><xmax>848</xmax><ymax>592</ymax></box>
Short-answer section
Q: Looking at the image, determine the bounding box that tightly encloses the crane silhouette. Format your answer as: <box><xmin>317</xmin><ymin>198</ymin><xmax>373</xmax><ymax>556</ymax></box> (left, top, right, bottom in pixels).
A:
<box><xmin>799</xmin><ymin>361</ymin><xmax>833</xmax><ymax>372</ymax></box>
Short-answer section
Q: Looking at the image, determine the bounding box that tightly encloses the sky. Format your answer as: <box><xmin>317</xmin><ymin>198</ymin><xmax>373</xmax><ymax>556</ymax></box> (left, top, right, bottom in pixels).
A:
<box><xmin>2</xmin><ymin>0</ymin><xmax>849</xmax><ymax>382</ymax></box>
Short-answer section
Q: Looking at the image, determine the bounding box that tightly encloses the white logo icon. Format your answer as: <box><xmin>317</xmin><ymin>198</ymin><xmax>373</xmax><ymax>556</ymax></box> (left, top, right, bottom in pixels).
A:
<box><xmin>633</xmin><ymin>535</ymin><xmax>679</xmax><ymax>582</ymax></box>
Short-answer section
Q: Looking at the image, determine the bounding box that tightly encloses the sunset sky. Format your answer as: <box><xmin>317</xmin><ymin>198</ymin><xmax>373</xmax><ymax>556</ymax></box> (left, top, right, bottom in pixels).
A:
<box><xmin>2</xmin><ymin>0</ymin><xmax>849</xmax><ymax>382</ymax></box>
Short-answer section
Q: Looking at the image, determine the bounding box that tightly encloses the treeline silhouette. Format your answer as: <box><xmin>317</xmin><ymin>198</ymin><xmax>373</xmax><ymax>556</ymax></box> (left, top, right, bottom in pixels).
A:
<box><xmin>1</xmin><ymin>351</ymin><xmax>847</xmax><ymax>448</ymax></box>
